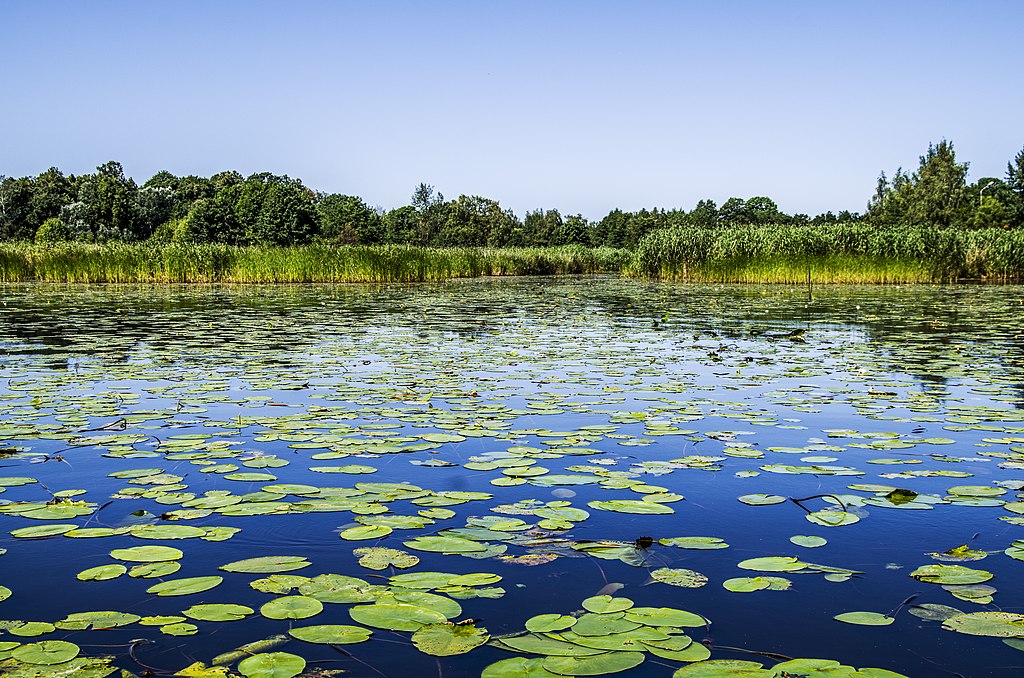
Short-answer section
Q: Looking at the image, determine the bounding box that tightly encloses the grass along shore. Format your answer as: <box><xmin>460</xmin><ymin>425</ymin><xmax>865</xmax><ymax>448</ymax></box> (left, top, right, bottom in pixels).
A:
<box><xmin>0</xmin><ymin>243</ymin><xmax>629</xmax><ymax>283</ymax></box>
<box><xmin>1</xmin><ymin>224</ymin><xmax>1022</xmax><ymax>284</ymax></box>
<box><xmin>626</xmin><ymin>223</ymin><xmax>1024</xmax><ymax>283</ymax></box>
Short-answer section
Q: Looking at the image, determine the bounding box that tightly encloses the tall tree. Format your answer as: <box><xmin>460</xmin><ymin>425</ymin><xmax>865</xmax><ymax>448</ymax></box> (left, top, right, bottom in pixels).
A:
<box><xmin>318</xmin><ymin>194</ymin><xmax>383</xmax><ymax>244</ymax></box>
<box><xmin>906</xmin><ymin>140</ymin><xmax>968</xmax><ymax>227</ymax></box>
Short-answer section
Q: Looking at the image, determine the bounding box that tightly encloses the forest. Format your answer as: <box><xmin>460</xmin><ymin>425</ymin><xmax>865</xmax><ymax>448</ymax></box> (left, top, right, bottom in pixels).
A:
<box><xmin>2</xmin><ymin>141</ymin><xmax>1022</xmax><ymax>251</ymax></box>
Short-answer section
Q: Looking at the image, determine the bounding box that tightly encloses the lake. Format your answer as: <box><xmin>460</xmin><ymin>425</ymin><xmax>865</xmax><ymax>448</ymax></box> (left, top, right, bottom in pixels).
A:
<box><xmin>0</xmin><ymin>277</ymin><xmax>1022</xmax><ymax>678</ymax></box>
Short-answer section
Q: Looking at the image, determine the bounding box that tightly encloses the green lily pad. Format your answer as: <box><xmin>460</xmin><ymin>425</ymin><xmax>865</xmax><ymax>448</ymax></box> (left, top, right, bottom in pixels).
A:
<box><xmin>650</xmin><ymin>568</ymin><xmax>708</xmax><ymax>588</ymax></box>
<box><xmin>790</xmin><ymin>535</ymin><xmax>828</xmax><ymax>548</ymax></box>
<box><xmin>10</xmin><ymin>524</ymin><xmax>77</xmax><ymax>538</ymax></box>
<box><xmin>129</xmin><ymin>561</ymin><xmax>181</xmax><ymax>578</ymax></box>
<box><xmin>349</xmin><ymin>602</ymin><xmax>447</xmax><ymax>631</ymax></box>
<box><xmin>109</xmin><ymin>545</ymin><xmax>183</xmax><ymax>562</ymax></box>
<box><xmin>404</xmin><ymin>536</ymin><xmax>488</xmax><ymax>553</ymax></box>
<box><xmin>183</xmin><ymin>604</ymin><xmax>254</xmax><ymax>622</ymax></box>
<box><xmin>146</xmin><ymin>576</ymin><xmax>223</xmax><ymax>596</ymax></box>
<box><xmin>260</xmin><ymin>596</ymin><xmax>323</xmax><ymax>620</ymax></box>
<box><xmin>942</xmin><ymin>611</ymin><xmax>1024</xmax><ymax>637</ymax></box>
<box><xmin>288</xmin><ymin>624</ymin><xmax>372</xmax><ymax>644</ymax></box>
<box><xmin>77</xmin><ymin>564</ymin><xmax>127</xmax><ymax>581</ymax></box>
<box><xmin>834</xmin><ymin>611</ymin><xmax>895</xmax><ymax>626</ymax></box>
<box><xmin>482</xmin><ymin>657</ymin><xmax>560</xmax><ymax>678</ymax></box>
<box><xmin>412</xmin><ymin>622</ymin><xmax>489</xmax><ymax>656</ymax></box>
<box><xmin>910</xmin><ymin>564</ymin><xmax>993</xmax><ymax>585</ymax></box>
<box><xmin>671</xmin><ymin>659</ymin><xmax>774</xmax><ymax>676</ymax></box>
<box><xmin>588</xmin><ymin>499</ymin><xmax>674</xmax><ymax>514</ymax></box>
<box><xmin>7</xmin><ymin>622</ymin><xmax>56</xmax><ymax>637</ymax></box>
<box><xmin>353</xmin><ymin>547</ymin><xmax>420</xmax><ymax>570</ymax></box>
<box><xmin>525</xmin><ymin>614</ymin><xmax>577</xmax><ymax>633</ymax></box>
<box><xmin>340</xmin><ymin>525</ymin><xmax>392</xmax><ymax>541</ymax></box>
<box><xmin>220</xmin><ymin>556</ymin><xmax>311</xmax><ymax>573</ymax></box>
<box><xmin>237</xmin><ymin>652</ymin><xmax>306</xmax><ymax>678</ymax></box>
<box><xmin>737</xmin><ymin>494</ymin><xmax>786</xmax><ymax>506</ymax></box>
<box><xmin>11</xmin><ymin>640</ymin><xmax>79</xmax><ymax>665</ymax></box>
<box><xmin>581</xmin><ymin>595</ymin><xmax>633</xmax><ymax>614</ymax></box>
<box><xmin>623</xmin><ymin>607</ymin><xmax>705</xmax><ymax>627</ymax></box>
<box><xmin>542</xmin><ymin>651</ymin><xmax>644</xmax><ymax>676</ymax></box>
<box><xmin>737</xmin><ymin>556</ymin><xmax>805</xmax><ymax>572</ymax></box>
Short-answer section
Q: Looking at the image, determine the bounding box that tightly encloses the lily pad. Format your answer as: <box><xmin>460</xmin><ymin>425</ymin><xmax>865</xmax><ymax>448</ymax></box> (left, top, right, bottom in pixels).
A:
<box><xmin>109</xmin><ymin>545</ymin><xmax>183</xmax><ymax>562</ymax></box>
<box><xmin>11</xmin><ymin>640</ymin><xmax>79</xmax><ymax>665</ymax></box>
<box><xmin>237</xmin><ymin>652</ymin><xmax>306</xmax><ymax>678</ymax></box>
<box><xmin>834</xmin><ymin>611</ymin><xmax>894</xmax><ymax>626</ymax></box>
<box><xmin>220</xmin><ymin>556</ymin><xmax>311</xmax><ymax>573</ymax></box>
<box><xmin>146</xmin><ymin>576</ymin><xmax>223</xmax><ymax>597</ymax></box>
<box><xmin>260</xmin><ymin>596</ymin><xmax>323</xmax><ymax>620</ymax></box>
<box><xmin>288</xmin><ymin>624</ymin><xmax>372</xmax><ymax>644</ymax></box>
<box><xmin>349</xmin><ymin>602</ymin><xmax>447</xmax><ymax>631</ymax></box>
<box><xmin>183</xmin><ymin>604</ymin><xmax>254</xmax><ymax>622</ymax></box>
<box><xmin>412</xmin><ymin>622</ymin><xmax>489</xmax><ymax>656</ymax></box>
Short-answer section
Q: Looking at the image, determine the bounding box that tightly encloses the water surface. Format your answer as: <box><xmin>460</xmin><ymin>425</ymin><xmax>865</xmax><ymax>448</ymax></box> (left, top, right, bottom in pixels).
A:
<box><xmin>1</xmin><ymin>278</ymin><xmax>1022</xmax><ymax>677</ymax></box>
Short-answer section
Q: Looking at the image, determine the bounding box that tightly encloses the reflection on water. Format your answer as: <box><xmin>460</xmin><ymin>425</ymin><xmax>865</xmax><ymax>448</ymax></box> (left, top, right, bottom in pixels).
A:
<box><xmin>0</xmin><ymin>278</ymin><xmax>1022</xmax><ymax>677</ymax></box>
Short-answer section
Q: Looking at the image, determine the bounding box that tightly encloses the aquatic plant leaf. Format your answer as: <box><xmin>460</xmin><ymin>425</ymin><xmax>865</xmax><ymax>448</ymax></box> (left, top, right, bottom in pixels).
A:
<box><xmin>10</xmin><ymin>524</ymin><xmax>77</xmax><ymax>538</ymax></box>
<box><xmin>658</xmin><ymin>536</ymin><xmax>729</xmax><ymax>550</ymax></box>
<box><xmin>220</xmin><ymin>556</ymin><xmax>311</xmax><ymax>573</ymax></box>
<box><xmin>288</xmin><ymin>624</ymin><xmax>372</xmax><ymax>644</ymax></box>
<box><xmin>581</xmin><ymin>595</ymin><xmax>633</xmax><ymax>614</ymax></box>
<box><xmin>723</xmin><ymin>577</ymin><xmax>770</xmax><ymax>592</ymax></box>
<box><xmin>259</xmin><ymin>596</ymin><xmax>323</xmax><ymax>620</ymax></box>
<box><xmin>349</xmin><ymin>603</ymin><xmax>447</xmax><ymax>631</ymax></box>
<box><xmin>412</xmin><ymin>622</ymin><xmax>489</xmax><ymax>656</ymax></box>
<box><xmin>942</xmin><ymin>611</ymin><xmax>1024</xmax><ymax>637</ymax></box>
<box><xmin>237</xmin><ymin>652</ymin><xmax>305</xmax><ymax>678</ymax></box>
<box><xmin>7</xmin><ymin>622</ymin><xmax>56</xmax><ymax>637</ymax></box>
<box><xmin>650</xmin><ymin>568</ymin><xmax>708</xmax><ymax>588</ymax></box>
<box><xmin>587</xmin><ymin>499</ymin><xmax>674</xmax><ymax>514</ymax></box>
<box><xmin>161</xmin><ymin>622</ymin><xmax>199</xmax><ymax>636</ymax></box>
<box><xmin>56</xmin><ymin>611</ymin><xmax>140</xmax><ymax>630</ymax></box>
<box><xmin>481</xmin><ymin>657</ymin><xmax>559</xmax><ymax>678</ymax></box>
<box><xmin>671</xmin><ymin>659</ymin><xmax>774</xmax><ymax>676</ymax></box>
<box><xmin>404</xmin><ymin>536</ymin><xmax>488</xmax><ymax>553</ymax></box>
<box><xmin>908</xmin><ymin>604</ymin><xmax>964</xmax><ymax>622</ymax></box>
<box><xmin>129</xmin><ymin>525</ymin><xmax>207</xmax><ymax>540</ymax></box>
<box><xmin>146</xmin><ymin>576</ymin><xmax>223</xmax><ymax>596</ymax></box>
<box><xmin>175</xmin><ymin>661</ymin><xmax>231</xmax><ymax>677</ymax></box>
<box><xmin>834</xmin><ymin>611</ymin><xmax>894</xmax><ymax>626</ymax></box>
<box><xmin>183</xmin><ymin>604</ymin><xmax>254</xmax><ymax>622</ymax></box>
<box><xmin>11</xmin><ymin>640</ymin><xmax>79</xmax><ymax>665</ymax></box>
<box><xmin>622</xmin><ymin>607</ymin><xmax>705</xmax><ymax>627</ymax></box>
<box><xmin>340</xmin><ymin>525</ymin><xmax>392</xmax><ymax>541</ymax></box>
<box><xmin>737</xmin><ymin>556</ymin><xmax>804</xmax><ymax>572</ymax></box>
<box><xmin>737</xmin><ymin>494</ymin><xmax>786</xmax><ymax>506</ymax></box>
<box><xmin>542</xmin><ymin>651</ymin><xmax>644</xmax><ymax>676</ymax></box>
<box><xmin>790</xmin><ymin>535</ymin><xmax>827</xmax><ymax>548</ymax></box>
<box><xmin>77</xmin><ymin>564</ymin><xmax>127</xmax><ymax>581</ymax></box>
<box><xmin>109</xmin><ymin>545</ymin><xmax>183</xmax><ymax>562</ymax></box>
<box><xmin>496</xmin><ymin>634</ymin><xmax>605</xmax><ymax>656</ymax></box>
<box><xmin>129</xmin><ymin>561</ymin><xmax>181</xmax><ymax>578</ymax></box>
<box><xmin>805</xmin><ymin>510</ymin><xmax>860</xmax><ymax>527</ymax></box>
<box><xmin>353</xmin><ymin>547</ymin><xmax>419</xmax><ymax>570</ymax></box>
<box><xmin>525</xmin><ymin>614</ymin><xmax>577</xmax><ymax>633</ymax></box>
<box><xmin>910</xmin><ymin>564</ymin><xmax>992</xmax><ymax>585</ymax></box>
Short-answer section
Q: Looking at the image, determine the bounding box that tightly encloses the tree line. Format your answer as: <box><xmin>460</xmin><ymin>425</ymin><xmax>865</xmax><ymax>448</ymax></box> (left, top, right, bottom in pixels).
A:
<box><xmin>1</xmin><ymin>141</ymin><xmax>1021</xmax><ymax>249</ymax></box>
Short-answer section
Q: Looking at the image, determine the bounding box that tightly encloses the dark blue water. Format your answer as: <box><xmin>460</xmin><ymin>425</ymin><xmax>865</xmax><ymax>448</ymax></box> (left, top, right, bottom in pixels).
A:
<box><xmin>1</xmin><ymin>278</ymin><xmax>1023</xmax><ymax>677</ymax></box>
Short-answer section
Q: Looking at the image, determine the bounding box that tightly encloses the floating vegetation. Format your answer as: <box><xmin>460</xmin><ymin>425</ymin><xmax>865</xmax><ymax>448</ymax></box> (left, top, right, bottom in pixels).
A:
<box><xmin>0</xmin><ymin>279</ymin><xmax>1023</xmax><ymax>675</ymax></box>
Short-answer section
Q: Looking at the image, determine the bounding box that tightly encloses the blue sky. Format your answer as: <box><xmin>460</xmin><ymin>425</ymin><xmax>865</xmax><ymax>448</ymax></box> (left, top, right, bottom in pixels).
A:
<box><xmin>2</xmin><ymin>1</ymin><xmax>1022</xmax><ymax>219</ymax></box>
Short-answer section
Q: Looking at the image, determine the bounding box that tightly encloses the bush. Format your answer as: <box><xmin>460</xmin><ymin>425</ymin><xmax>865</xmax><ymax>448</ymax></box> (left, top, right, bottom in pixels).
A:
<box><xmin>35</xmin><ymin>217</ymin><xmax>70</xmax><ymax>244</ymax></box>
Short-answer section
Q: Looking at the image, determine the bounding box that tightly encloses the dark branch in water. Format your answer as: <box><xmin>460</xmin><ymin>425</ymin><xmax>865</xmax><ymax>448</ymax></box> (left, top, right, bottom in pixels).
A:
<box><xmin>789</xmin><ymin>493</ymin><xmax>847</xmax><ymax>513</ymax></box>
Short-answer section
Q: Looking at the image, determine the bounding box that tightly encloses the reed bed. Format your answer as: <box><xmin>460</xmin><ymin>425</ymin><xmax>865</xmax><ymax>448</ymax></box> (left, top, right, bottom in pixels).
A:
<box><xmin>626</xmin><ymin>223</ymin><xmax>1024</xmax><ymax>283</ymax></box>
<box><xmin>0</xmin><ymin>243</ymin><xmax>629</xmax><ymax>283</ymax></box>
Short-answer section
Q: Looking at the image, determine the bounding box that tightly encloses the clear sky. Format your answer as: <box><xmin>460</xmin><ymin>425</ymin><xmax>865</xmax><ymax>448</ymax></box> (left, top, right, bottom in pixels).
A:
<box><xmin>2</xmin><ymin>0</ymin><xmax>1021</xmax><ymax>220</ymax></box>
